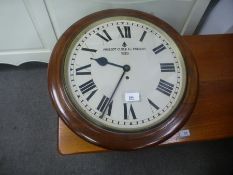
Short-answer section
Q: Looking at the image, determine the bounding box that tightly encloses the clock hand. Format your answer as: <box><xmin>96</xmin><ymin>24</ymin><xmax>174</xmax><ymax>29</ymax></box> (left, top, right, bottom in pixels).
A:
<box><xmin>91</xmin><ymin>57</ymin><xmax>124</xmax><ymax>69</ymax></box>
<box><xmin>100</xmin><ymin>64</ymin><xmax>130</xmax><ymax>118</ymax></box>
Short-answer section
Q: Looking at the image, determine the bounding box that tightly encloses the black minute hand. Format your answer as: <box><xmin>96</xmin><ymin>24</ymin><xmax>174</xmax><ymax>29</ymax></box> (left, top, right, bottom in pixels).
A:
<box><xmin>100</xmin><ymin>64</ymin><xmax>130</xmax><ymax>118</ymax></box>
<box><xmin>91</xmin><ymin>57</ymin><xmax>124</xmax><ymax>69</ymax></box>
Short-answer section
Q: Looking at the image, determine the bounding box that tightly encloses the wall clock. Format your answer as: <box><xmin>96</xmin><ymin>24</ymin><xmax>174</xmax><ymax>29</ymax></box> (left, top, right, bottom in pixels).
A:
<box><xmin>48</xmin><ymin>9</ymin><xmax>198</xmax><ymax>150</ymax></box>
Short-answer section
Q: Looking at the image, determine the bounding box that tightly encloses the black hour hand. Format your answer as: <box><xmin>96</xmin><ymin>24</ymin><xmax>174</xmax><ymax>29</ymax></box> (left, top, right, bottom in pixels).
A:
<box><xmin>91</xmin><ymin>57</ymin><xmax>108</xmax><ymax>66</ymax></box>
<box><xmin>91</xmin><ymin>57</ymin><xmax>124</xmax><ymax>69</ymax></box>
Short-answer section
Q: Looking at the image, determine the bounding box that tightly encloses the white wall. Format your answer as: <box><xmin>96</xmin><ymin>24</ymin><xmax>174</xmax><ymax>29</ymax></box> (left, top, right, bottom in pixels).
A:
<box><xmin>199</xmin><ymin>0</ymin><xmax>233</xmax><ymax>34</ymax></box>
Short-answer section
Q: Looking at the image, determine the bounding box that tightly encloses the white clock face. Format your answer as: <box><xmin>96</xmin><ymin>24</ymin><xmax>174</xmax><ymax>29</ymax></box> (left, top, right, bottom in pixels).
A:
<box><xmin>64</xmin><ymin>16</ymin><xmax>186</xmax><ymax>132</ymax></box>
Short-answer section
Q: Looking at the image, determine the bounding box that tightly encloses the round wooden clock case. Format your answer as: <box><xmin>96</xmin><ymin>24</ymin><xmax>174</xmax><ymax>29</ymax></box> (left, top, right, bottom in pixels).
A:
<box><xmin>48</xmin><ymin>9</ymin><xmax>198</xmax><ymax>150</ymax></box>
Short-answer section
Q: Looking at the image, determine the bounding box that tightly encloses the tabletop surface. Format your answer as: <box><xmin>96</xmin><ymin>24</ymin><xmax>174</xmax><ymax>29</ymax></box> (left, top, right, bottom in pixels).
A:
<box><xmin>58</xmin><ymin>34</ymin><xmax>233</xmax><ymax>154</ymax></box>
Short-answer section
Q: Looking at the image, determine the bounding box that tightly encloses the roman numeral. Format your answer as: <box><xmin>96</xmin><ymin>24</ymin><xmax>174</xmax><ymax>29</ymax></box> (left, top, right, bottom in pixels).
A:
<box><xmin>79</xmin><ymin>79</ymin><xmax>96</xmax><ymax>94</ymax></box>
<box><xmin>97</xmin><ymin>95</ymin><xmax>109</xmax><ymax>112</ymax></box>
<box><xmin>160</xmin><ymin>63</ymin><xmax>175</xmax><ymax>72</ymax></box>
<box><xmin>76</xmin><ymin>64</ymin><xmax>91</xmax><ymax>75</ymax></box>
<box><xmin>148</xmin><ymin>98</ymin><xmax>159</xmax><ymax>110</ymax></box>
<box><xmin>97</xmin><ymin>96</ymin><xmax>113</xmax><ymax>116</ymax></box>
<box><xmin>153</xmin><ymin>44</ymin><xmax>166</xmax><ymax>54</ymax></box>
<box><xmin>156</xmin><ymin>79</ymin><xmax>174</xmax><ymax>96</ymax></box>
<box><xmin>86</xmin><ymin>89</ymin><xmax>98</xmax><ymax>101</ymax></box>
<box><xmin>96</xmin><ymin>30</ymin><xmax>112</xmax><ymax>42</ymax></box>
<box><xmin>139</xmin><ymin>31</ymin><xmax>147</xmax><ymax>42</ymax></box>
<box><xmin>124</xmin><ymin>103</ymin><xmax>136</xmax><ymax>120</ymax></box>
<box><xmin>117</xmin><ymin>26</ymin><xmax>131</xmax><ymax>38</ymax></box>
<box><xmin>107</xmin><ymin>100</ymin><xmax>113</xmax><ymax>116</ymax></box>
<box><xmin>81</xmin><ymin>48</ymin><xmax>97</xmax><ymax>52</ymax></box>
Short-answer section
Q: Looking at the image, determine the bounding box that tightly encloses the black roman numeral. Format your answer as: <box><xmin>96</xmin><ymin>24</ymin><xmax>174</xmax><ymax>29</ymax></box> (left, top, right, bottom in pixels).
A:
<box><xmin>148</xmin><ymin>98</ymin><xmax>159</xmax><ymax>110</ymax></box>
<box><xmin>96</xmin><ymin>30</ymin><xmax>112</xmax><ymax>42</ymax></box>
<box><xmin>97</xmin><ymin>96</ymin><xmax>113</xmax><ymax>116</ymax></box>
<box><xmin>160</xmin><ymin>63</ymin><xmax>175</xmax><ymax>72</ymax></box>
<box><xmin>76</xmin><ymin>64</ymin><xmax>91</xmax><ymax>75</ymax></box>
<box><xmin>156</xmin><ymin>79</ymin><xmax>174</xmax><ymax>96</ymax></box>
<box><xmin>124</xmin><ymin>103</ymin><xmax>136</xmax><ymax>120</ymax></box>
<box><xmin>81</xmin><ymin>48</ymin><xmax>97</xmax><ymax>52</ymax></box>
<box><xmin>153</xmin><ymin>44</ymin><xmax>166</xmax><ymax>54</ymax></box>
<box><xmin>86</xmin><ymin>89</ymin><xmax>98</xmax><ymax>101</ymax></box>
<box><xmin>79</xmin><ymin>79</ymin><xmax>96</xmax><ymax>94</ymax></box>
<box><xmin>117</xmin><ymin>26</ymin><xmax>131</xmax><ymax>38</ymax></box>
<box><xmin>139</xmin><ymin>31</ymin><xmax>147</xmax><ymax>42</ymax></box>
<box><xmin>97</xmin><ymin>95</ymin><xmax>109</xmax><ymax>112</ymax></box>
<box><xmin>107</xmin><ymin>100</ymin><xmax>113</xmax><ymax>116</ymax></box>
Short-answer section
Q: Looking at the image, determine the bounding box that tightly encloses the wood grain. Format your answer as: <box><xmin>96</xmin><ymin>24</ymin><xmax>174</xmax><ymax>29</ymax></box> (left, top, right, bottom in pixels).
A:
<box><xmin>58</xmin><ymin>34</ymin><xmax>233</xmax><ymax>154</ymax></box>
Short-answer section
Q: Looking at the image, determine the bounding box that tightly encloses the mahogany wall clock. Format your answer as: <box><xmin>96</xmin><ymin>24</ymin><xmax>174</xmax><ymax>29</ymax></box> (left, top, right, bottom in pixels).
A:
<box><xmin>48</xmin><ymin>9</ymin><xmax>198</xmax><ymax>150</ymax></box>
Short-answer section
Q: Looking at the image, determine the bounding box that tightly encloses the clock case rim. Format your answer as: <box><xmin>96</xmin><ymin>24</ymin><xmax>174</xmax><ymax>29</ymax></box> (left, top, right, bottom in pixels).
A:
<box><xmin>48</xmin><ymin>9</ymin><xmax>198</xmax><ymax>150</ymax></box>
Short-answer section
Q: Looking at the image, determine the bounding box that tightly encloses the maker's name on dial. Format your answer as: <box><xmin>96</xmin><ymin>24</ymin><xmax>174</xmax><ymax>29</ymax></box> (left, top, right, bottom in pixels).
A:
<box><xmin>103</xmin><ymin>47</ymin><xmax>146</xmax><ymax>52</ymax></box>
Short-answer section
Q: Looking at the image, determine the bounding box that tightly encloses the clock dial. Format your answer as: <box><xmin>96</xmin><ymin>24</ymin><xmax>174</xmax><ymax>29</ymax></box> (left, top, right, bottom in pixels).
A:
<box><xmin>64</xmin><ymin>17</ymin><xmax>186</xmax><ymax>132</ymax></box>
<box><xmin>48</xmin><ymin>9</ymin><xmax>198</xmax><ymax>149</ymax></box>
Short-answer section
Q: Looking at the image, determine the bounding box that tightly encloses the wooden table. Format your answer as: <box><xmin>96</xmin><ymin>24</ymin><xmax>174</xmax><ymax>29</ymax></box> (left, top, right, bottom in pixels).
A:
<box><xmin>58</xmin><ymin>34</ymin><xmax>233</xmax><ymax>155</ymax></box>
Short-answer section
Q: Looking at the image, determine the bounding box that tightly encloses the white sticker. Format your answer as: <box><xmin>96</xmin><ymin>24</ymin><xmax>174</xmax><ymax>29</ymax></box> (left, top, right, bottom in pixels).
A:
<box><xmin>179</xmin><ymin>129</ymin><xmax>191</xmax><ymax>138</ymax></box>
<box><xmin>125</xmin><ymin>92</ymin><xmax>140</xmax><ymax>102</ymax></box>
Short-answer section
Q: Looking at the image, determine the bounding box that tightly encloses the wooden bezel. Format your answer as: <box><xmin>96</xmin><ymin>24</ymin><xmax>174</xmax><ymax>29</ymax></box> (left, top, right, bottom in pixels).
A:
<box><xmin>48</xmin><ymin>9</ymin><xmax>198</xmax><ymax>150</ymax></box>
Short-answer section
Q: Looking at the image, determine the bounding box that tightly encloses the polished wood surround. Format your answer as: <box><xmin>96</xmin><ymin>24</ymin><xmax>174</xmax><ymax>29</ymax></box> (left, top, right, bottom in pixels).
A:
<box><xmin>58</xmin><ymin>34</ymin><xmax>233</xmax><ymax>154</ymax></box>
<box><xmin>48</xmin><ymin>9</ymin><xmax>198</xmax><ymax>150</ymax></box>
